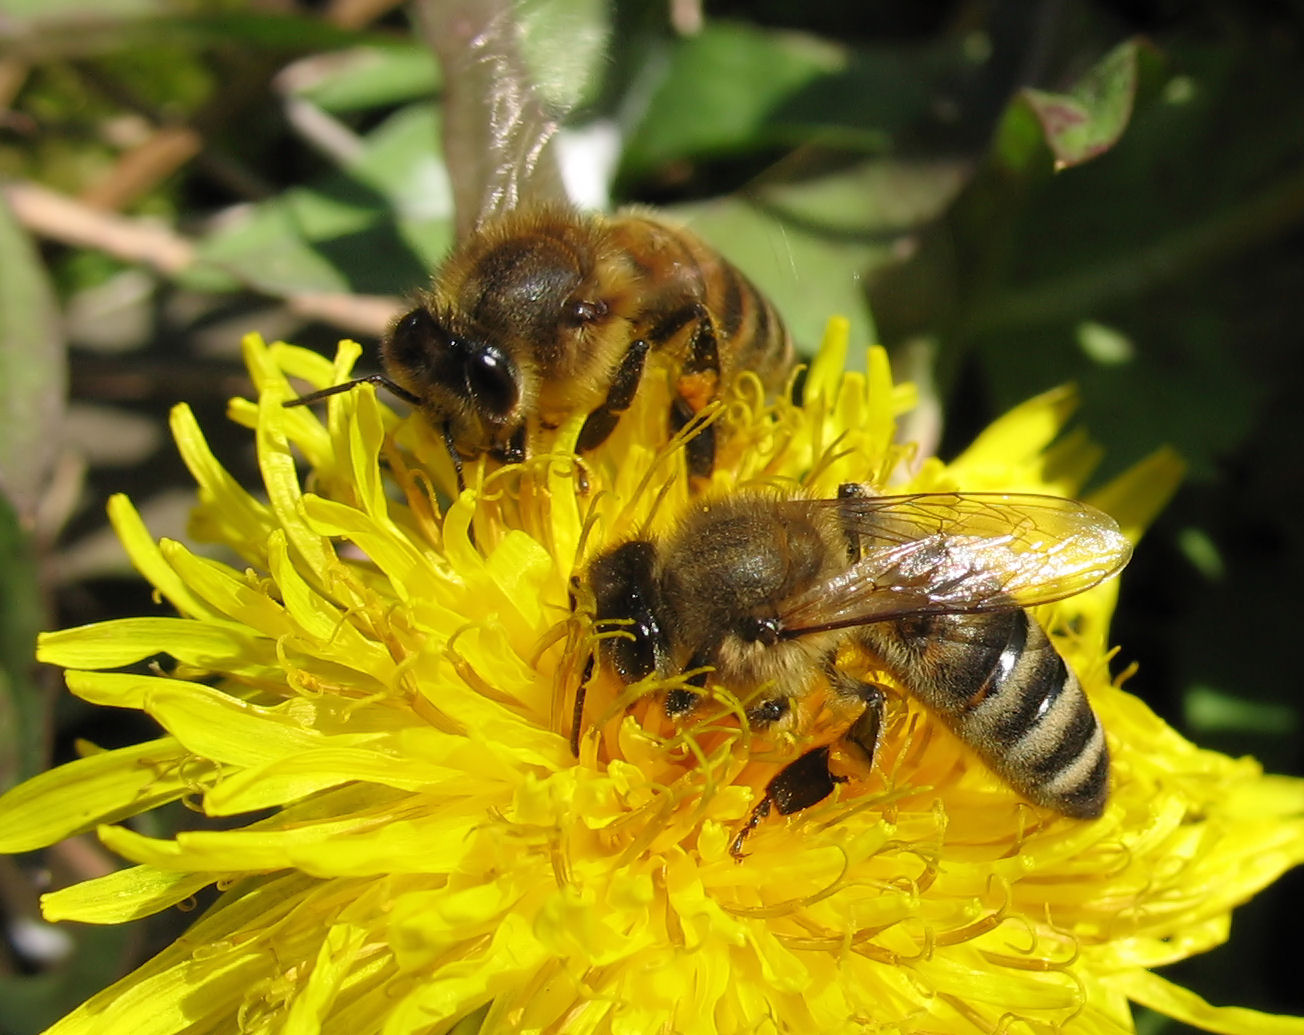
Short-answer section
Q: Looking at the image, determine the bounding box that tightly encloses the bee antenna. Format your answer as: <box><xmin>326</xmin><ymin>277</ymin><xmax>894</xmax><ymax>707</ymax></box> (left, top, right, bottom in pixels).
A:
<box><xmin>282</xmin><ymin>374</ymin><xmax>422</xmax><ymax>409</ymax></box>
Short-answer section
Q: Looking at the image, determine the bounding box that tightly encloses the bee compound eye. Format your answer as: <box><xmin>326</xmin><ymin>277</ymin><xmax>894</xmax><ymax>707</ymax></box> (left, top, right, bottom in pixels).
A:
<box><xmin>388</xmin><ymin>307</ymin><xmax>440</xmax><ymax>367</ymax></box>
<box><xmin>568</xmin><ymin>298</ymin><xmax>608</xmax><ymax>324</ymax></box>
<box><xmin>464</xmin><ymin>344</ymin><xmax>520</xmax><ymax>422</ymax></box>
<box><xmin>740</xmin><ymin>615</ymin><xmax>782</xmax><ymax>646</ymax></box>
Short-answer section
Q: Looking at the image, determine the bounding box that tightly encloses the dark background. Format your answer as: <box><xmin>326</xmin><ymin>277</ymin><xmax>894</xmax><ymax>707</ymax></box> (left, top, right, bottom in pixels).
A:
<box><xmin>1</xmin><ymin>1</ymin><xmax>1301</xmax><ymax>1031</ymax></box>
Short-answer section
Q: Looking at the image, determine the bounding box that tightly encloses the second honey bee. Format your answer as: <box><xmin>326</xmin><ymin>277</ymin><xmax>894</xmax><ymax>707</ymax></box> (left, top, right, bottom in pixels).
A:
<box><xmin>288</xmin><ymin>205</ymin><xmax>794</xmax><ymax>487</ymax></box>
<box><xmin>580</xmin><ymin>487</ymin><xmax>1132</xmax><ymax>854</ymax></box>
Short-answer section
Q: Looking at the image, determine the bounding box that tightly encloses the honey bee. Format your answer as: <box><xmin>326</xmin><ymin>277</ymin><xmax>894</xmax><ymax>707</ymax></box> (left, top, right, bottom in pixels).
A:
<box><xmin>580</xmin><ymin>486</ymin><xmax>1132</xmax><ymax>855</ymax></box>
<box><xmin>284</xmin><ymin>9</ymin><xmax>794</xmax><ymax>488</ymax></box>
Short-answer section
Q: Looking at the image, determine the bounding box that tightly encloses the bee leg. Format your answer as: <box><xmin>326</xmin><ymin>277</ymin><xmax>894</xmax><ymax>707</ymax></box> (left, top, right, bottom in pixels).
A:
<box><xmin>441</xmin><ymin>422</ymin><xmax>467</xmax><ymax>494</ymax></box>
<box><xmin>745</xmin><ymin>695</ymin><xmax>789</xmax><ymax>728</ymax></box>
<box><xmin>662</xmin><ymin>646</ymin><xmax>714</xmax><ymax>718</ymax></box>
<box><xmin>666</xmin><ymin>304</ymin><xmax>722</xmax><ymax>480</ymax></box>
<box><xmin>730</xmin><ymin>678</ymin><xmax>884</xmax><ymax>859</ymax></box>
<box><xmin>570</xmin><ymin>653</ymin><xmax>595</xmax><ymax>757</ymax></box>
<box><xmin>670</xmin><ymin>396</ymin><xmax>716</xmax><ymax>481</ymax></box>
<box><xmin>573</xmin><ymin>458</ymin><xmax>592</xmax><ymax>495</ymax></box>
<box><xmin>830</xmin><ymin>673</ymin><xmax>885</xmax><ymax>767</ymax></box>
<box><xmin>836</xmin><ymin>482</ymin><xmax>869</xmax><ymax>561</ymax></box>
<box><xmin>730</xmin><ymin>796</ymin><xmax>772</xmax><ymax>857</ymax></box>
<box><xmin>489</xmin><ymin>425</ymin><xmax>527</xmax><ymax>465</ymax></box>
<box><xmin>664</xmin><ymin>687</ymin><xmax>702</xmax><ymax>717</ymax></box>
<box><xmin>730</xmin><ymin>746</ymin><xmax>842</xmax><ymax>859</ymax></box>
<box><xmin>577</xmin><ymin>339</ymin><xmax>651</xmax><ymax>452</ymax></box>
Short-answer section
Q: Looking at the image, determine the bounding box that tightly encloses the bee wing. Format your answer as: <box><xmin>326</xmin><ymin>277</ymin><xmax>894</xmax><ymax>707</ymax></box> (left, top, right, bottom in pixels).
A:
<box><xmin>778</xmin><ymin>493</ymin><xmax>1133</xmax><ymax>635</ymax></box>
<box><xmin>422</xmin><ymin>0</ymin><xmax>571</xmax><ymax>239</ymax></box>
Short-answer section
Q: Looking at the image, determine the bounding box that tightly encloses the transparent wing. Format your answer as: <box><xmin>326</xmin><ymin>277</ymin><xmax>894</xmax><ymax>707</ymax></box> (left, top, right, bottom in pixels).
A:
<box><xmin>778</xmin><ymin>492</ymin><xmax>1133</xmax><ymax>635</ymax></box>
<box><xmin>421</xmin><ymin>0</ymin><xmax>572</xmax><ymax>238</ymax></box>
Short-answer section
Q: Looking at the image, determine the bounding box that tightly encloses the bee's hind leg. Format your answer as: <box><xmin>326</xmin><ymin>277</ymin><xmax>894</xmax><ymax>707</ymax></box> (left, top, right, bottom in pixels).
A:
<box><xmin>730</xmin><ymin>745</ymin><xmax>841</xmax><ymax>859</ymax></box>
<box><xmin>729</xmin><ymin>672</ymin><xmax>885</xmax><ymax>860</ymax></box>
<box><xmin>830</xmin><ymin>672</ymin><xmax>885</xmax><ymax>767</ymax></box>
<box><xmin>665</xmin><ymin>304</ymin><xmax>722</xmax><ymax>480</ymax></box>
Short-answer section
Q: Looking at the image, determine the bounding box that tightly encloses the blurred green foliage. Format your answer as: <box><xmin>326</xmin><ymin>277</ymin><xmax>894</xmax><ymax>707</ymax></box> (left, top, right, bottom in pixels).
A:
<box><xmin>1</xmin><ymin>1</ymin><xmax>1302</xmax><ymax>1031</ymax></box>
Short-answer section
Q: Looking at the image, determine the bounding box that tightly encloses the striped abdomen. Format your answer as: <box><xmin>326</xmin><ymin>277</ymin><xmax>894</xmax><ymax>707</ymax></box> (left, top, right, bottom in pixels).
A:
<box><xmin>607</xmin><ymin>213</ymin><xmax>795</xmax><ymax>393</ymax></box>
<box><xmin>859</xmin><ymin>611</ymin><xmax>1108</xmax><ymax>818</ymax></box>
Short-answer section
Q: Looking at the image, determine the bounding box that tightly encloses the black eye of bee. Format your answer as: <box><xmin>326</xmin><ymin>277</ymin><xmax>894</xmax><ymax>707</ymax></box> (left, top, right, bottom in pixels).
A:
<box><xmin>463</xmin><ymin>344</ymin><xmax>520</xmax><ymax>421</ymax></box>
<box><xmin>389</xmin><ymin>307</ymin><xmax>440</xmax><ymax>369</ymax></box>
<box><xmin>567</xmin><ymin>298</ymin><xmax>608</xmax><ymax>324</ymax></box>
<box><xmin>740</xmin><ymin>615</ymin><xmax>782</xmax><ymax>645</ymax></box>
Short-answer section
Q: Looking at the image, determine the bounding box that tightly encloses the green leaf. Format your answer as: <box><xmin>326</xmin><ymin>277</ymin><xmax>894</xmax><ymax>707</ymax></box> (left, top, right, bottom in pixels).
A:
<box><xmin>0</xmin><ymin>193</ymin><xmax>66</xmax><ymax>521</ymax></box>
<box><xmin>1018</xmin><ymin>39</ymin><xmax>1161</xmax><ymax>170</ymax></box>
<box><xmin>1184</xmin><ymin>684</ymin><xmax>1299</xmax><ymax>736</ymax></box>
<box><xmin>187</xmin><ymin>201</ymin><xmax>354</xmax><ymax>296</ymax></box>
<box><xmin>621</xmin><ymin>22</ymin><xmax>868</xmax><ymax>176</ymax></box>
<box><xmin>284</xmin><ymin>44</ymin><xmax>442</xmax><ymax>113</ymax></box>
<box><xmin>0</xmin><ymin>0</ymin><xmax>160</xmax><ymax>21</ymax></box>
<box><xmin>187</xmin><ymin>107</ymin><xmax>453</xmax><ymax>297</ymax></box>
<box><xmin>0</xmin><ymin>496</ymin><xmax>52</xmax><ymax>787</ymax></box>
<box><xmin>0</xmin><ymin>198</ymin><xmax>63</xmax><ymax>783</ymax></box>
<box><xmin>672</xmin><ymin>158</ymin><xmax>967</xmax><ymax>357</ymax></box>
<box><xmin>989</xmin><ymin>38</ymin><xmax>1164</xmax><ymax>176</ymax></box>
<box><xmin>2</xmin><ymin>7</ymin><xmax>369</xmax><ymax>63</ymax></box>
<box><xmin>864</xmin><ymin>31</ymin><xmax>1304</xmax><ymax>483</ymax></box>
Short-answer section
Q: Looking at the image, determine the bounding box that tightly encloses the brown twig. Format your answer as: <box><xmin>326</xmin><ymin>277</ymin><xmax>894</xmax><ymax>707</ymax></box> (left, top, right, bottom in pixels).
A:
<box><xmin>3</xmin><ymin>179</ymin><xmax>194</xmax><ymax>273</ymax></box>
<box><xmin>0</xmin><ymin>58</ymin><xmax>30</xmax><ymax>112</ymax></box>
<box><xmin>78</xmin><ymin>125</ymin><xmax>204</xmax><ymax>211</ymax></box>
<box><xmin>288</xmin><ymin>292</ymin><xmax>399</xmax><ymax>337</ymax></box>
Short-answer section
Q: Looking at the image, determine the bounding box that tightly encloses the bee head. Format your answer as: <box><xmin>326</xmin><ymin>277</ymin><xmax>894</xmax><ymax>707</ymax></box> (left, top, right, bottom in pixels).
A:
<box><xmin>589</xmin><ymin>540</ymin><xmax>671</xmax><ymax>684</ymax></box>
<box><xmin>383</xmin><ymin>212</ymin><xmax>618</xmax><ymax>459</ymax></box>
<box><xmin>382</xmin><ymin>305</ymin><xmax>527</xmax><ymax>455</ymax></box>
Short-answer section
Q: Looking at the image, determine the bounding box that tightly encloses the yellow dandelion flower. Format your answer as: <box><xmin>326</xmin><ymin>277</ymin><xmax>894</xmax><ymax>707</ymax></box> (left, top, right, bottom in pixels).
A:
<box><xmin>3</xmin><ymin>318</ymin><xmax>1303</xmax><ymax>1035</ymax></box>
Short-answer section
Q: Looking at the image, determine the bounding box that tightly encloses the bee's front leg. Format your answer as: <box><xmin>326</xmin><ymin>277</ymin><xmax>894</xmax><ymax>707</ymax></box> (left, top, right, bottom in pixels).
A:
<box><xmin>576</xmin><ymin>339</ymin><xmax>650</xmax><ymax>452</ymax></box>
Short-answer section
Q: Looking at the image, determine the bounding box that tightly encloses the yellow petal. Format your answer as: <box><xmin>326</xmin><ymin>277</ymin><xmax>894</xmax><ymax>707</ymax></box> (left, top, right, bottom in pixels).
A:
<box><xmin>1115</xmin><ymin>969</ymin><xmax>1304</xmax><ymax>1035</ymax></box>
<box><xmin>44</xmin><ymin>871</ymin><xmax>319</xmax><ymax>1035</ymax></box>
<box><xmin>802</xmin><ymin>315</ymin><xmax>850</xmax><ymax>408</ymax></box>
<box><xmin>300</xmin><ymin>494</ymin><xmax>437</xmax><ymax>603</ymax></box>
<box><xmin>170</xmin><ymin>403</ymin><xmax>274</xmax><ymax>559</ymax></box>
<box><xmin>0</xmin><ymin>738</ymin><xmax>189</xmax><ymax>852</ymax></box>
<box><xmin>97</xmin><ymin>797</ymin><xmax>485</xmax><ymax>876</ymax></box>
<box><xmin>1090</xmin><ymin>444</ymin><xmax>1187</xmax><ymax>544</ymax></box>
<box><xmin>43</xmin><ymin>865</ymin><xmax>217</xmax><ymax>924</ymax></box>
<box><xmin>949</xmin><ymin>383</ymin><xmax>1079</xmax><ymax>486</ymax></box>
<box><xmin>106</xmin><ymin>494</ymin><xmax>217</xmax><ymax>620</ymax></box>
<box><xmin>10</xmin><ymin>321</ymin><xmax>1303</xmax><ymax>1035</ymax></box>
<box><xmin>158</xmin><ymin>540</ymin><xmax>297</xmax><ymax>638</ymax></box>
<box><xmin>67</xmin><ymin>669</ymin><xmax>206</xmax><ymax>709</ymax></box>
<box><xmin>254</xmin><ymin>385</ymin><xmax>343</xmax><ymax>579</ymax></box>
<box><xmin>282</xmin><ymin>923</ymin><xmax>369</xmax><ymax>1034</ymax></box>
<box><xmin>38</xmin><ymin>617</ymin><xmax>270</xmax><ymax>671</ymax></box>
<box><xmin>203</xmin><ymin>746</ymin><xmax>463</xmax><ymax>815</ymax></box>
